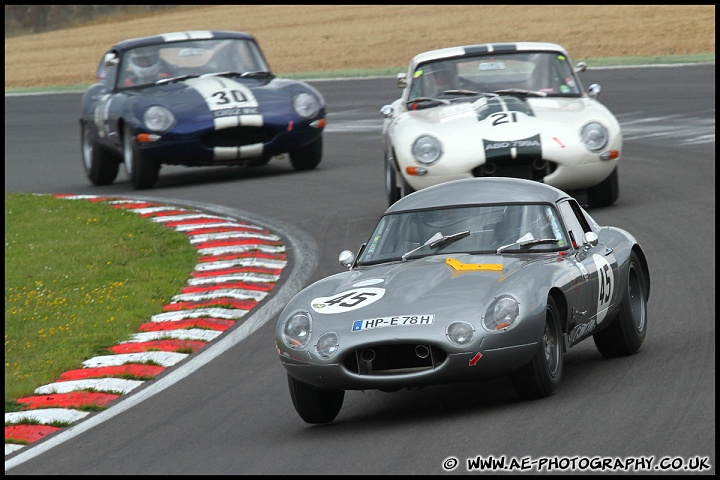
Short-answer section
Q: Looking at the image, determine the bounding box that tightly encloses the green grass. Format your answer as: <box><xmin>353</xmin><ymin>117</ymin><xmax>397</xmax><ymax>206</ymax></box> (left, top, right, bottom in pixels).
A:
<box><xmin>4</xmin><ymin>193</ymin><xmax>199</xmax><ymax>410</ymax></box>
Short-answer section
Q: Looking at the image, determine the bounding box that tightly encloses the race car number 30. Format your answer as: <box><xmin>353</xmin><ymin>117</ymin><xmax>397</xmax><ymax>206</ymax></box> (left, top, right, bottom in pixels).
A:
<box><xmin>352</xmin><ymin>315</ymin><xmax>435</xmax><ymax>332</ymax></box>
<box><xmin>311</xmin><ymin>287</ymin><xmax>385</xmax><ymax>314</ymax></box>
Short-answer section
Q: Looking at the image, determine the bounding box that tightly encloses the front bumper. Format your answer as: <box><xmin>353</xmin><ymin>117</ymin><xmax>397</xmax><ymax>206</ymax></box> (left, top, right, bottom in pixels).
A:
<box><xmin>278</xmin><ymin>340</ymin><xmax>539</xmax><ymax>391</ymax></box>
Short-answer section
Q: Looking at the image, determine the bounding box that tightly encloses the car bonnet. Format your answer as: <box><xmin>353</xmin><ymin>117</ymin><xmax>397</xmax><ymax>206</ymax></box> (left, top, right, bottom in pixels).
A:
<box><xmin>297</xmin><ymin>253</ymin><xmax>546</xmax><ymax>323</ymax></box>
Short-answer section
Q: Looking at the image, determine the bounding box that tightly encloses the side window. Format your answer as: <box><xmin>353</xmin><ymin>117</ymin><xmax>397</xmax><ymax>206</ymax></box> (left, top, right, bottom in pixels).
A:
<box><xmin>557</xmin><ymin>199</ymin><xmax>591</xmax><ymax>249</ymax></box>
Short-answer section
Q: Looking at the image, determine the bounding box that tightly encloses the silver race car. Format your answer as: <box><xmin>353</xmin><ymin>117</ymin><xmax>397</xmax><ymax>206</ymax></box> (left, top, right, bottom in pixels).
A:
<box><xmin>276</xmin><ymin>177</ymin><xmax>649</xmax><ymax>424</ymax></box>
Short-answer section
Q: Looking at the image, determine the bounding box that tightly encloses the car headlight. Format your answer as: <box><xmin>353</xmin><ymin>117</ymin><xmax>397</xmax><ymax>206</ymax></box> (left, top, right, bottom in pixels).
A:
<box><xmin>143</xmin><ymin>106</ymin><xmax>175</xmax><ymax>133</ymax></box>
<box><xmin>315</xmin><ymin>332</ymin><xmax>339</xmax><ymax>358</ymax></box>
<box><xmin>580</xmin><ymin>122</ymin><xmax>609</xmax><ymax>152</ymax></box>
<box><xmin>293</xmin><ymin>92</ymin><xmax>320</xmax><ymax>119</ymax></box>
<box><xmin>283</xmin><ymin>310</ymin><xmax>312</xmax><ymax>349</ymax></box>
<box><xmin>483</xmin><ymin>295</ymin><xmax>520</xmax><ymax>331</ymax></box>
<box><xmin>412</xmin><ymin>135</ymin><xmax>443</xmax><ymax>165</ymax></box>
<box><xmin>446</xmin><ymin>322</ymin><xmax>475</xmax><ymax>345</ymax></box>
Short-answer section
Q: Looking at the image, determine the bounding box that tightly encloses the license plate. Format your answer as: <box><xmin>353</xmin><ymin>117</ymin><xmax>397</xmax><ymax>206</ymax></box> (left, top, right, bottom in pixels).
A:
<box><xmin>351</xmin><ymin>314</ymin><xmax>434</xmax><ymax>332</ymax></box>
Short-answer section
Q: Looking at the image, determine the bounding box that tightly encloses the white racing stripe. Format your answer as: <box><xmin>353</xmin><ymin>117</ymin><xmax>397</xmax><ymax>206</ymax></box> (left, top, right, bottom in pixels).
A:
<box><xmin>184</xmin><ymin>76</ymin><xmax>266</xmax><ymax>161</ymax></box>
<box><xmin>161</xmin><ymin>30</ymin><xmax>214</xmax><ymax>42</ymax></box>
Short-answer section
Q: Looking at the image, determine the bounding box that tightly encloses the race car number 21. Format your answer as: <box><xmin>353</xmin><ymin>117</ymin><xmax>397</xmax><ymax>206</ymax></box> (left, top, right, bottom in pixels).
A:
<box><xmin>311</xmin><ymin>287</ymin><xmax>386</xmax><ymax>314</ymax></box>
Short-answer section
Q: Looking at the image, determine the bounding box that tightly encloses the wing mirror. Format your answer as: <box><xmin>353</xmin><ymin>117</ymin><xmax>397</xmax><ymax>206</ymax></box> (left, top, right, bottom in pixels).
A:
<box><xmin>583</xmin><ymin>232</ymin><xmax>599</xmax><ymax>250</ymax></box>
<box><xmin>587</xmin><ymin>83</ymin><xmax>601</xmax><ymax>99</ymax></box>
<box><xmin>396</xmin><ymin>72</ymin><xmax>407</xmax><ymax>89</ymax></box>
<box><xmin>339</xmin><ymin>250</ymin><xmax>355</xmax><ymax>269</ymax></box>
<box><xmin>103</xmin><ymin>52</ymin><xmax>119</xmax><ymax>68</ymax></box>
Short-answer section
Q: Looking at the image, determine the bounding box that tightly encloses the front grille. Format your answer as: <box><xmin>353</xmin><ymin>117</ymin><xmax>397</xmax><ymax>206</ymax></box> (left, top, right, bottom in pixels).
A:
<box><xmin>472</xmin><ymin>158</ymin><xmax>557</xmax><ymax>181</ymax></box>
<box><xmin>203</xmin><ymin>126</ymin><xmax>275</xmax><ymax>147</ymax></box>
<box><xmin>343</xmin><ymin>344</ymin><xmax>448</xmax><ymax>375</ymax></box>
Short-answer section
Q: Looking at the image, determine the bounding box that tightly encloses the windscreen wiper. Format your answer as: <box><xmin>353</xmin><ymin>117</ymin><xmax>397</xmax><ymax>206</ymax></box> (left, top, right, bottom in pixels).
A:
<box><xmin>402</xmin><ymin>230</ymin><xmax>471</xmax><ymax>261</ymax></box>
<box><xmin>496</xmin><ymin>237</ymin><xmax>560</xmax><ymax>255</ymax></box>
<box><xmin>493</xmin><ymin>88</ymin><xmax>547</xmax><ymax>97</ymax></box>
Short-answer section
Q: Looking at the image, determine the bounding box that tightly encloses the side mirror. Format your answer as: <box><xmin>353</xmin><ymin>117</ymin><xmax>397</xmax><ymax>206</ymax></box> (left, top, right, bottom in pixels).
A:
<box><xmin>583</xmin><ymin>231</ymin><xmax>599</xmax><ymax>250</ymax></box>
<box><xmin>396</xmin><ymin>72</ymin><xmax>407</xmax><ymax>89</ymax></box>
<box><xmin>380</xmin><ymin>104</ymin><xmax>393</xmax><ymax>118</ymax></box>
<box><xmin>587</xmin><ymin>83</ymin><xmax>601</xmax><ymax>99</ymax></box>
<box><xmin>103</xmin><ymin>52</ymin><xmax>119</xmax><ymax>68</ymax></box>
<box><xmin>339</xmin><ymin>250</ymin><xmax>355</xmax><ymax>269</ymax></box>
<box><xmin>574</xmin><ymin>61</ymin><xmax>587</xmax><ymax>73</ymax></box>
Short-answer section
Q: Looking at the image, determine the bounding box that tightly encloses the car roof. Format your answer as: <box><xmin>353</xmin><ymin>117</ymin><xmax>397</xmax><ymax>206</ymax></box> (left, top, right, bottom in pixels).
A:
<box><xmin>386</xmin><ymin>178</ymin><xmax>572</xmax><ymax>213</ymax></box>
<box><xmin>111</xmin><ymin>30</ymin><xmax>257</xmax><ymax>52</ymax></box>
<box><xmin>410</xmin><ymin>42</ymin><xmax>568</xmax><ymax>66</ymax></box>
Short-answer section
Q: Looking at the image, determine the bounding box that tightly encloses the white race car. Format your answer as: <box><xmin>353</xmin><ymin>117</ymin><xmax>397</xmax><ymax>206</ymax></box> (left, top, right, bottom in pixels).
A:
<box><xmin>381</xmin><ymin>42</ymin><xmax>622</xmax><ymax>208</ymax></box>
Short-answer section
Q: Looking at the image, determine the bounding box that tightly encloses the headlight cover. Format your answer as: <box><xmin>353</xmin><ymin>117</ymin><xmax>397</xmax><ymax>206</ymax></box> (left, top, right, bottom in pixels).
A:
<box><xmin>580</xmin><ymin>122</ymin><xmax>609</xmax><ymax>152</ymax></box>
<box><xmin>412</xmin><ymin>135</ymin><xmax>443</xmax><ymax>165</ymax></box>
<box><xmin>446</xmin><ymin>321</ymin><xmax>475</xmax><ymax>345</ymax></box>
<box><xmin>293</xmin><ymin>92</ymin><xmax>320</xmax><ymax>119</ymax></box>
<box><xmin>283</xmin><ymin>310</ymin><xmax>312</xmax><ymax>349</ymax></box>
<box><xmin>483</xmin><ymin>295</ymin><xmax>520</xmax><ymax>332</ymax></box>
<box><xmin>143</xmin><ymin>105</ymin><xmax>175</xmax><ymax>133</ymax></box>
<box><xmin>315</xmin><ymin>332</ymin><xmax>339</xmax><ymax>358</ymax></box>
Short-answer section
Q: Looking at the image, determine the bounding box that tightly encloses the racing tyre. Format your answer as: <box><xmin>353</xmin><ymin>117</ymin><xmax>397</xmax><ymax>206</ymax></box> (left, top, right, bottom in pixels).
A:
<box><xmin>289</xmin><ymin>137</ymin><xmax>322</xmax><ymax>171</ymax></box>
<box><xmin>81</xmin><ymin>123</ymin><xmax>119</xmax><ymax>186</ymax></box>
<box><xmin>385</xmin><ymin>149</ymin><xmax>415</xmax><ymax>206</ymax></box>
<box><xmin>385</xmin><ymin>154</ymin><xmax>402</xmax><ymax>206</ymax></box>
<box><xmin>511</xmin><ymin>296</ymin><xmax>563</xmax><ymax>399</ymax></box>
<box><xmin>587</xmin><ymin>167</ymin><xmax>619</xmax><ymax>208</ymax></box>
<box><xmin>123</xmin><ymin>125</ymin><xmax>160</xmax><ymax>190</ymax></box>
<box><xmin>287</xmin><ymin>374</ymin><xmax>344</xmax><ymax>424</ymax></box>
<box><xmin>593</xmin><ymin>251</ymin><xmax>647</xmax><ymax>357</ymax></box>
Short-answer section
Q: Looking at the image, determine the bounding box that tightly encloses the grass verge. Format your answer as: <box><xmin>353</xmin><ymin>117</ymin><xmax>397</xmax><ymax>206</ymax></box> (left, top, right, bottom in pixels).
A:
<box><xmin>4</xmin><ymin>193</ymin><xmax>198</xmax><ymax>410</ymax></box>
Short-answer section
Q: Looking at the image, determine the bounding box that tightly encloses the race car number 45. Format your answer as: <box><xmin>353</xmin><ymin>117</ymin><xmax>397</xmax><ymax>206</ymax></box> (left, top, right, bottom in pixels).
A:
<box><xmin>352</xmin><ymin>315</ymin><xmax>434</xmax><ymax>332</ymax></box>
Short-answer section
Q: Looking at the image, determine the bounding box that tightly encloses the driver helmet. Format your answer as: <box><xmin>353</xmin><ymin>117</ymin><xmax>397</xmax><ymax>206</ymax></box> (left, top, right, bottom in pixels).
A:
<box><xmin>128</xmin><ymin>47</ymin><xmax>160</xmax><ymax>79</ymax></box>
<box><xmin>427</xmin><ymin>64</ymin><xmax>454</xmax><ymax>91</ymax></box>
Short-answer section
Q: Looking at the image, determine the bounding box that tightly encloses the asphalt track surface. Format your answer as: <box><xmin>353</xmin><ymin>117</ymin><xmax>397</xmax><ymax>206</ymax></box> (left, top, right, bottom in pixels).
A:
<box><xmin>5</xmin><ymin>64</ymin><xmax>716</xmax><ymax>474</ymax></box>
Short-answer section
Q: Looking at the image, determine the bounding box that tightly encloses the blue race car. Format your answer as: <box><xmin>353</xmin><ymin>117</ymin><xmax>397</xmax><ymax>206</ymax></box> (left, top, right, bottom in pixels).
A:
<box><xmin>80</xmin><ymin>30</ymin><xmax>326</xmax><ymax>189</ymax></box>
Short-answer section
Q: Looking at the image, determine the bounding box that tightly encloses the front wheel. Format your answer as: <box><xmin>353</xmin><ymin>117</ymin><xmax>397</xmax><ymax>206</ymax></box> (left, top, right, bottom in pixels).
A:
<box><xmin>593</xmin><ymin>250</ymin><xmax>648</xmax><ymax>357</ymax></box>
<box><xmin>587</xmin><ymin>167</ymin><xmax>619</xmax><ymax>208</ymax></box>
<box><xmin>511</xmin><ymin>296</ymin><xmax>563</xmax><ymax>399</ymax></box>
<box><xmin>289</xmin><ymin>137</ymin><xmax>322</xmax><ymax>171</ymax></box>
<box><xmin>123</xmin><ymin>125</ymin><xmax>160</xmax><ymax>190</ymax></box>
<box><xmin>385</xmin><ymin>154</ymin><xmax>401</xmax><ymax>206</ymax></box>
<box><xmin>81</xmin><ymin>122</ymin><xmax>119</xmax><ymax>186</ymax></box>
<box><xmin>287</xmin><ymin>374</ymin><xmax>344</xmax><ymax>424</ymax></box>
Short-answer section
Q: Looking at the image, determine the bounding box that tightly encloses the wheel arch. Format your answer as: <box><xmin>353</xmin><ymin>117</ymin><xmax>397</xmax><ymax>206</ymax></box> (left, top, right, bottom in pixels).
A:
<box><xmin>548</xmin><ymin>287</ymin><xmax>568</xmax><ymax>350</ymax></box>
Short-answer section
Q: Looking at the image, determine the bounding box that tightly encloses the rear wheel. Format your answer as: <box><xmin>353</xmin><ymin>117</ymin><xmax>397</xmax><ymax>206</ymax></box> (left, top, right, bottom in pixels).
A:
<box><xmin>593</xmin><ymin>250</ymin><xmax>648</xmax><ymax>357</ymax></box>
<box><xmin>81</xmin><ymin>123</ymin><xmax>119</xmax><ymax>186</ymax></box>
<box><xmin>289</xmin><ymin>137</ymin><xmax>322</xmax><ymax>170</ymax></box>
<box><xmin>511</xmin><ymin>296</ymin><xmax>563</xmax><ymax>399</ymax></box>
<box><xmin>123</xmin><ymin>125</ymin><xmax>160</xmax><ymax>190</ymax></box>
<box><xmin>587</xmin><ymin>167</ymin><xmax>619</xmax><ymax>208</ymax></box>
<box><xmin>287</xmin><ymin>374</ymin><xmax>344</xmax><ymax>424</ymax></box>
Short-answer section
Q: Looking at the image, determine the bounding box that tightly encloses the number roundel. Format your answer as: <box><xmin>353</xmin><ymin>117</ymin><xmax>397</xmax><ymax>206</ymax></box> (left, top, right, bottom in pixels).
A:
<box><xmin>592</xmin><ymin>254</ymin><xmax>615</xmax><ymax>324</ymax></box>
<box><xmin>311</xmin><ymin>287</ymin><xmax>385</xmax><ymax>314</ymax></box>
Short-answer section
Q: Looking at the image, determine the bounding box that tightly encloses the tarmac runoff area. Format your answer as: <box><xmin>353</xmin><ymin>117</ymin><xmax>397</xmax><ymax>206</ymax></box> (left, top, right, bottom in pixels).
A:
<box><xmin>5</xmin><ymin>194</ymin><xmax>290</xmax><ymax>457</ymax></box>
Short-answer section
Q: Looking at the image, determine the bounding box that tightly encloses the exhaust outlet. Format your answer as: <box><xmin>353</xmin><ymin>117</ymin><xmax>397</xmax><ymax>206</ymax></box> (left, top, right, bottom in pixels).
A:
<box><xmin>532</xmin><ymin>158</ymin><xmax>547</xmax><ymax>171</ymax></box>
<box><xmin>483</xmin><ymin>162</ymin><xmax>497</xmax><ymax>175</ymax></box>
<box><xmin>415</xmin><ymin>345</ymin><xmax>430</xmax><ymax>359</ymax></box>
<box><xmin>360</xmin><ymin>349</ymin><xmax>375</xmax><ymax>362</ymax></box>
